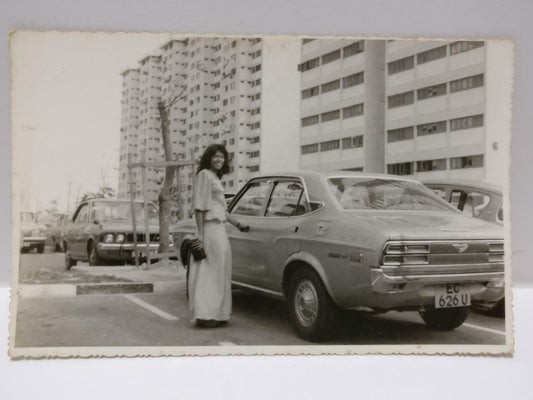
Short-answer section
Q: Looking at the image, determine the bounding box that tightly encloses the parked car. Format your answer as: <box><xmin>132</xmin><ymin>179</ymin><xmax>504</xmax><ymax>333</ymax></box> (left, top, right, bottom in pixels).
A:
<box><xmin>41</xmin><ymin>214</ymin><xmax>70</xmax><ymax>252</ymax></box>
<box><xmin>422</xmin><ymin>180</ymin><xmax>503</xmax><ymax>225</ymax></box>
<box><xmin>63</xmin><ymin>199</ymin><xmax>171</xmax><ymax>268</ymax></box>
<box><xmin>173</xmin><ymin>171</ymin><xmax>505</xmax><ymax>341</ymax></box>
<box><xmin>423</xmin><ymin>179</ymin><xmax>505</xmax><ymax>316</ymax></box>
<box><xmin>19</xmin><ymin>212</ymin><xmax>47</xmax><ymax>253</ymax></box>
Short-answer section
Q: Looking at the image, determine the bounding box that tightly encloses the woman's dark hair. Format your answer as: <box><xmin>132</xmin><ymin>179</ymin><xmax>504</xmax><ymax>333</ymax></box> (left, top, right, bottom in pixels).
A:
<box><xmin>197</xmin><ymin>143</ymin><xmax>230</xmax><ymax>179</ymax></box>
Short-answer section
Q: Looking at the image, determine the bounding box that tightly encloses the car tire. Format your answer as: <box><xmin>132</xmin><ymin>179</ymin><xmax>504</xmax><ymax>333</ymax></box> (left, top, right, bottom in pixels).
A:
<box><xmin>288</xmin><ymin>268</ymin><xmax>337</xmax><ymax>342</ymax></box>
<box><xmin>419</xmin><ymin>306</ymin><xmax>470</xmax><ymax>331</ymax></box>
<box><xmin>37</xmin><ymin>243</ymin><xmax>45</xmax><ymax>254</ymax></box>
<box><xmin>89</xmin><ymin>243</ymin><xmax>104</xmax><ymax>266</ymax></box>
<box><xmin>65</xmin><ymin>252</ymin><xmax>77</xmax><ymax>270</ymax></box>
<box><xmin>53</xmin><ymin>238</ymin><xmax>61</xmax><ymax>252</ymax></box>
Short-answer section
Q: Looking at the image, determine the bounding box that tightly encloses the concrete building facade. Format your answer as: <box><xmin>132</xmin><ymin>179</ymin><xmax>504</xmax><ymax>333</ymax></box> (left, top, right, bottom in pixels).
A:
<box><xmin>118</xmin><ymin>36</ymin><xmax>300</xmax><ymax>218</ymax></box>
<box><xmin>298</xmin><ymin>39</ymin><xmax>386</xmax><ymax>173</ymax></box>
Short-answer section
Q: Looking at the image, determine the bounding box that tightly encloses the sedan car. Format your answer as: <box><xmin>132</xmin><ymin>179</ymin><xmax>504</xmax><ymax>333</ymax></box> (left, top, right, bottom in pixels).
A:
<box><xmin>19</xmin><ymin>212</ymin><xmax>47</xmax><ymax>253</ymax></box>
<box><xmin>63</xmin><ymin>199</ymin><xmax>170</xmax><ymax>268</ymax></box>
<box><xmin>423</xmin><ymin>179</ymin><xmax>505</xmax><ymax>316</ymax></box>
<box><xmin>173</xmin><ymin>171</ymin><xmax>505</xmax><ymax>341</ymax></box>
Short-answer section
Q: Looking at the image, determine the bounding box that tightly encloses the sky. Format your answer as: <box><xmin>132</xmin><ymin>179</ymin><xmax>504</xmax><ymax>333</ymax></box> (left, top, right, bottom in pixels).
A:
<box><xmin>11</xmin><ymin>31</ymin><xmax>170</xmax><ymax>213</ymax></box>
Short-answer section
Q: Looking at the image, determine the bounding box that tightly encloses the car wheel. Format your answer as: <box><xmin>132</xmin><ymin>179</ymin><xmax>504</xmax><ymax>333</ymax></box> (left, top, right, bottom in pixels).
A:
<box><xmin>37</xmin><ymin>243</ymin><xmax>45</xmax><ymax>254</ymax></box>
<box><xmin>88</xmin><ymin>243</ymin><xmax>104</xmax><ymax>266</ymax></box>
<box><xmin>65</xmin><ymin>252</ymin><xmax>77</xmax><ymax>270</ymax></box>
<box><xmin>419</xmin><ymin>306</ymin><xmax>470</xmax><ymax>331</ymax></box>
<box><xmin>288</xmin><ymin>268</ymin><xmax>337</xmax><ymax>342</ymax></box>
<box><xmin>53</xmin><ymin>238</ymin><xmax>61</xmax><ymax>252</ymax></box>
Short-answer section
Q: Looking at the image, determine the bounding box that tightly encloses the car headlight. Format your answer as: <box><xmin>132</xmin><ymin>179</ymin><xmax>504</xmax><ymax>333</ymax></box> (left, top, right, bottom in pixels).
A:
<box><xmin>103</xmin><ymin>233</ymin><xmax>115</xmax><ymax>243</ymax></box>
<box><xmin>116</xmin><ymin>233</ymin><xmax>125</xmax><ymax>243</ymax></box>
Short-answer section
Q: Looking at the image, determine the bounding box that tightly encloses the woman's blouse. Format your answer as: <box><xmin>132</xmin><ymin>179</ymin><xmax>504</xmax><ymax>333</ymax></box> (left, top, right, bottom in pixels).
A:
<box><xmin>193</xmin><ymin>169</ymin><xmax>227</xmax><ymax>222</ymax></box>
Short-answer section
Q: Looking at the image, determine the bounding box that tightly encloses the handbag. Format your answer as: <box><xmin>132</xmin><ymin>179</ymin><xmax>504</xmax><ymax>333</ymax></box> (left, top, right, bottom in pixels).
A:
<box><xmin>190</xmin><ymin>238</ymin><xmax>207</xmax><ymax>261</ymax></box>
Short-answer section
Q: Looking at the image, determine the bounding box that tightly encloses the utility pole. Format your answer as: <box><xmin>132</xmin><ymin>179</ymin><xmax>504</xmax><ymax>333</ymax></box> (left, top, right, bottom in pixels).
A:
<box><xmin>66</xmin><ymin>181</ymin><xmax>72</xmax><ymax>213</ymax></box>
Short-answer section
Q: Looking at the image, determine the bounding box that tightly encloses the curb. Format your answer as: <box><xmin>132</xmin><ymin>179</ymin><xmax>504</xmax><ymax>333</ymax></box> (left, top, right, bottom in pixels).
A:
<box><xmin>18</xmin><ymin>280</ymin><xmax>185</xmax><ymax>298</ymax></box>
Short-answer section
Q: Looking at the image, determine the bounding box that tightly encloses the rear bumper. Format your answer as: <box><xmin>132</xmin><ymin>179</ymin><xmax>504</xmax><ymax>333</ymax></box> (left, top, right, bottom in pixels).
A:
<box><xmin>21</xmin><ymin>236</ymin><xmax>46</xmax><ymax>248</ymax></box>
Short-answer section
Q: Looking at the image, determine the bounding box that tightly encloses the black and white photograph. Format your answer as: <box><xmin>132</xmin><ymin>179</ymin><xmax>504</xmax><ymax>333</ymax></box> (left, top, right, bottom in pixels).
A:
<box><xmin>9</xmin><ymin>32</ymin><xmax>513</xmax><ymax>357</ymax></box>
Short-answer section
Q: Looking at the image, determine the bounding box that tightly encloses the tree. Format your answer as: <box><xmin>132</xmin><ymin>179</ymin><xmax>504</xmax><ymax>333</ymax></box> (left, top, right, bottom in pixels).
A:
<box><xmin>80</xmin><ymin>186</ymin><xmax>116</xmax><ymax>202</ymax></box>
<box><xmin>156</xmin><ymin>85</ymin><xmax>187</xmax><ymax>254</ymax></box>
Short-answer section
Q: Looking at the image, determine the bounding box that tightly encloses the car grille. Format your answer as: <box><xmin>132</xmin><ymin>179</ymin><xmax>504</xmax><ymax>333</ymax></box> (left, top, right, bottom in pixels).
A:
<box><xmin>125</xmin><ymin>233</ymin><xmax>160</xmax><ymax>243</ymax></box>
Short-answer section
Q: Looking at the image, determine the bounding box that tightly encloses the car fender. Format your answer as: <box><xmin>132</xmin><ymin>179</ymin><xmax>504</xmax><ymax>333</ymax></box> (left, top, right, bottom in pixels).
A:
<box><xmin>283</xmin><ymin>251</ymin><xmax>336</xmax><ymax>301</ymax></box>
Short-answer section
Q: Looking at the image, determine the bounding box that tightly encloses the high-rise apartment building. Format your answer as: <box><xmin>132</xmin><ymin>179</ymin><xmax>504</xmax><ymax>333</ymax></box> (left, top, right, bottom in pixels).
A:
<box><xmin>384</xmin><ymin>40</ymin><xmax>509</xmax><ymax>186</ymax></box>
<box><xmin>118</xmin><ymin>36</ymin><xmax>300</xmax><ymax>218</ymax></box>
<box><xmin>298</xmin><ymin>39</ymin><xmax>386</xmax><ymax>173</ymax></box>
<box><xmin>298</xmin><ymin>38</ymin><xmax>510</xmax><ymax>187</ymax></box>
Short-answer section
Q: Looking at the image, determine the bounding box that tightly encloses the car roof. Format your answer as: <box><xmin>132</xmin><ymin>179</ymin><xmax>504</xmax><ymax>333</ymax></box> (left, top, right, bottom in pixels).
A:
<box><xmin>254</xmin><ymin>170</ymin><xmax>421</xmax><ymax>183</ymax></box>
<box><xmin>421</xmin><ymin>179</ymin><xmax>502</xmax><ymax>194</ymax></box>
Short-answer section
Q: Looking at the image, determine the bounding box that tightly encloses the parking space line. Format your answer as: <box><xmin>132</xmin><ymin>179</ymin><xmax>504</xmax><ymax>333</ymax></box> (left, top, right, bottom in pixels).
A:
<box><xmin>462</xmin><ymin>323</ymin><xmax>505</xmax><ymax>336</ymax></box>
<box><xmin>122</xmin><ymin>294</ymin><xmax>179</xmax><ymax>321</ymax></box>
<box><xmin>219</xmin><ymin>342</ymin><xmax>236</xmax><ymax>346</ymax></box>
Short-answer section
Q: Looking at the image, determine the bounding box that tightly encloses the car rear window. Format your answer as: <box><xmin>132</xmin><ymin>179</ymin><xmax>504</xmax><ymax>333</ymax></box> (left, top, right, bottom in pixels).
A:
<box><xmin>327</xmin><ymin>178</ymin><xmax>455</xmax><ymax>211</ymax></box>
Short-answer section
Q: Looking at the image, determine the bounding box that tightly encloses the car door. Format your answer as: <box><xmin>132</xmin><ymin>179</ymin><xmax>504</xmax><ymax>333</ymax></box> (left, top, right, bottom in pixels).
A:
<box><xmin>248</xmin><ymin>179</ymin><xmax>308</xmax><ymax>291</ymax></box>
<box><xmin>226</xmin><ymin>178</ymin><xmax>273</xmax><ymax>285</ymax></box>
<box><xmin>69</xmin><ymin>203</ymin><xmax>90</xmax><ymax>258</ymax></box>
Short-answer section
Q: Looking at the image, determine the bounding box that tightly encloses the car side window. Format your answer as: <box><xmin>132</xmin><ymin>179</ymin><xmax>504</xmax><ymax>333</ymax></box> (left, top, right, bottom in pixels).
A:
<box><xmin>231</xmin><ymin>180</ymin><xmax>271</xmax><ymax>216</ymax></box>
<box><xmin>430</xmin><ymin>187</ymin><xmax>447</xmax><ymax>200</ymax></box>
<box><xmin>74</xmin><ymin>204</ymin><xmax>89</xmax><ymax>223</ymax></box>
<box><xmin>265</xmin><ymin>181</ymin><xmax>310</xmax><ymax>217</ymax></box>
<box><xmin>450</xmin><ymin>190</ymin><xmax>490</xmax><ymax>217</ymax></box>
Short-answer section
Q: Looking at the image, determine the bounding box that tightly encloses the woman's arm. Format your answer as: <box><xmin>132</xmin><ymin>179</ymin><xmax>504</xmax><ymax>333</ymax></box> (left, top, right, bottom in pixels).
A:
<box><xmin>225</xmin><ymin>211</ymin><xmax>249</xmax><ymax>232</ymax></box>
<box><xmin>195</xmin><ymin>210</ymin><xmax>207</xmax><ymax>240</ymax></box>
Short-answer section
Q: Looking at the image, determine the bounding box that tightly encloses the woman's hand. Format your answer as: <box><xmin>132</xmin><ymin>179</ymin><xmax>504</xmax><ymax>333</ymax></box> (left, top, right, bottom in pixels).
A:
<box><xmin>237</xmin><ymin>223</ymin><xmax>250</xmax><ymax>232</ymax></box>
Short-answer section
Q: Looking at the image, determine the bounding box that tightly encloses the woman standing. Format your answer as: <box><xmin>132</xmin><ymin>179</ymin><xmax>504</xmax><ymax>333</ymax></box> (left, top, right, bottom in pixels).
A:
<box><xmin>188</xmin><ymin>144</ymin><xmax>248</xmax><ymax>328</ymax></box>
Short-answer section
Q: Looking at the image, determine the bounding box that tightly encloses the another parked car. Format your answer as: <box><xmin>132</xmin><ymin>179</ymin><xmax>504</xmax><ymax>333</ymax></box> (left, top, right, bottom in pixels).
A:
<box><xmin>19</xmin><ymin>212</ymin><xmax>47</xmax><ymax>253</ymax></box>
<box><xmin>422</xmin><ymin>180</ymin><xmax>503</xmax><ymax>225</ymax></box>
<box><xmin>423</xmin><ymin>179</ymin><xmax>505</xmax><ymax>316</ymax></box>
<box><xmin>173</xmin><ymin>171</ymin><xmax>505</xmax><ymax>341</ymax></box>
<box><xmin>63</xmin><ymin>199</ymin><xmax>171</xmax><ymax>268</ymax></box>
<box><xmin>41</xmin><ymin>214</ymin><xmax>70</xmax><ymax>252</ymax></box>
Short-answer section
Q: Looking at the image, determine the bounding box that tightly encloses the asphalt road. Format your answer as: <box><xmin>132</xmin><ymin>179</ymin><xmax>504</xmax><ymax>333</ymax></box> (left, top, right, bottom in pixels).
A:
<box><xmin>14</xmin><ymin>252</ymin><xmax>507</xmax><ymax>348</ymax></box>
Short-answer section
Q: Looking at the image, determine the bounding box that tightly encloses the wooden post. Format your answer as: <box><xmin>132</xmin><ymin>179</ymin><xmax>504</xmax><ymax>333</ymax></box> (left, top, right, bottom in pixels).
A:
<box><xmin>128</xmin><ymin>153</ymin><xmax>139</xmax><ymax>268</ymax></box>
<box><xmin>142</xmin><ymin>152</ymin><xmax>151</xmax><ymax>266</ymax></box>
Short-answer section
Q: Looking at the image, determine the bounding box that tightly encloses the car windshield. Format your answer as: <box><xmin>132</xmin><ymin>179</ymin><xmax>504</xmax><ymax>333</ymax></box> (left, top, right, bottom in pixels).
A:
<box><xmin>20</xmin><ymin>212</ymin><xmax>35</xmax><ymax>223</ymax></box>
<box><xmin>327</xmin><ymin>178</ymin><xmax>455</xmax><ymax>212</ymax></box>
<box><xmin>92</xmin><ymin>202</ymin><xmax>159</xmax><ymax>222</ymax></box>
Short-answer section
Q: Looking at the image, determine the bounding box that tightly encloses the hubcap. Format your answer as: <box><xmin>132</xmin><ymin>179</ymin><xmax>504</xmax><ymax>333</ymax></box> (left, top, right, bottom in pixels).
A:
<box><xmin>294</xmin><ymin>279</ymin><xmax>319</xmax><ymax>327</ymax></box>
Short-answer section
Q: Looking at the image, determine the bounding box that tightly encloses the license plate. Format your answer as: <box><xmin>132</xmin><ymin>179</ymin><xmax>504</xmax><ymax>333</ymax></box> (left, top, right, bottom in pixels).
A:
<box><xmin>435</xmin><ymin>284</ymin><xmax>471</xmax><ymax>308</ymax></box>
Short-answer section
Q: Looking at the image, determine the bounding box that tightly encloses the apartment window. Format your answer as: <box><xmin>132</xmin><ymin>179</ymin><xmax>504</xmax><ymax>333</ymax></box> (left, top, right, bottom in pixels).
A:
<box><xmin>250</xmin><ymin>151</ymin><xmax>260</xmax><ymax>158</ymax></box>
<box><xmin>341</xmin><ymin>135</ymin><xmax>364</xmax><ymax>149</ymax></box>
<box><xmin>322</xmin><ymin>49</ymin><xmax>341</xmax><ymax>65</ymax></box>
<box><xmin>342</xmin><ymin>167</ymin><xmax>363</xmax><ymax>172</ymax></box>
<box><xmin>417</xmin><ymin>83</ymin><xmax>447</xmax><ymax>100</ymax></box>
<box><xmin>387</xmin><ymin>162</ymin><xmax>414</xmax><ymax>175</ymax></box>
<box><xmin>450</xmin><ymin>74</ymin><xmax>484</xmax><ymax>93</ymax></box>
<box><xmin>250</xmin><ymin>122</ymin><xmax>260</xmax><ymax>130</ymax></box>
<box><xmin>342</xmin><ymin>72</ymin><xmax>364</xmax><ymax>88</ymax></box>
<box><xmin>301</xmin><ymin>115</ymin><xmax>319</xmax><ymax>127</ymax></box>
<box><xmin>302</xmin><ymin>86</ymin><xmax>320</xmax><ymax>99</ymax></box>
<box><xmin>388</xmin><ymin>91</ymin><xmax>414</xmax><ymax>108</ymax></box>
<box><xmin>321</xmin><ymin>79</ymin><xmax>341</xmax><ymax>94</ymax></box>
<box><xmin>298</xmin><ymin>57</ymin><xmax>320</xmax><ymax>72</ymax></box>
<box><xmin>321</xmin><ymin>109</ymin><xmax>340</xmax><ymax>122</ymax></box>
<box><xmin>320</xmin><ymin>139</ymin><xmax>340</xmax><ymax>151</ymax></box>
<box><xmin>249</xmin><ymin>165</ymin><xmax>260</xmax><ymax>172</ymax></box>
<box><xmin>231</xmin><ymin>40</ymin><xmax>237</xmax><ymax>48</ymax></box>
<box><xmin>417</xmin><ymin>120</ymin><xmax>447</xmax><ymax>136</ymax></box>
<box><xmin>229</xmin><ymin>138</ymin><xmax>235</xmax><ymax>145</ymax></box>
<box><xmin>450</xmin><ymin>114</ymin><xmax>484</xmax><ymax>131</ymax></box>
<box><xmin>250</xmin><ymin>64</ymin><xmax>261</xmax><ymax>73</ymax></box>
<box><xmin>343</xmin><ymin>41</ymin><xmax>364</xmax><ymax>58</ymax></box>
<box><xmin>250</xmin><ymin>136</ymin><xmax>260</xmax><ymax>144</ymax></box>
<box><xmin>388</xmin><ymin>56</ymin><xmax>414</xmax><ymax>75</ymax></box>
<box><xmin>301</xmin><ymin>143</ymin><xmax>319</xmax><ymax>154</ymax></box>
<box><xmin>417</xmin><ymin>159</ymin><xmax>447</xmax><ymax>172</ymax></box>
<box><xmin>342</xmin><ymin>103</ymin><xmax>364</xmax><ymax>119</ymax></box>
<box><xmin>417</xmin><ymin>45</ymin><xmax>447</xmax><ymax>64</ymax></box>
<box><xmin>387</xmin><ymin>126</ymin><xmax>414</xmax><ymax>143</ymax></box>
<box><xmin>450</xmin><ymin>41</ymin><xmax>484</xmax><ymax>55</ymax></box>
<box><xmin>450</xmin><ymin>154</ymin><xmax>484</xmax><ymax>169</ymax></box>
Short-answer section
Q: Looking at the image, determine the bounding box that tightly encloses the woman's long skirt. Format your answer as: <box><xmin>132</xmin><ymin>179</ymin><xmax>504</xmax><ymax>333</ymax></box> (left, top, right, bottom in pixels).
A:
<box><xmin>188</xmin><ymin>221</ymin><xmax>232</xmax><ymax>321</ymax></box>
